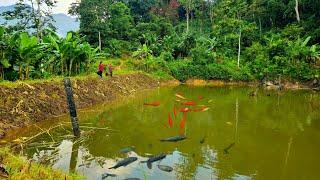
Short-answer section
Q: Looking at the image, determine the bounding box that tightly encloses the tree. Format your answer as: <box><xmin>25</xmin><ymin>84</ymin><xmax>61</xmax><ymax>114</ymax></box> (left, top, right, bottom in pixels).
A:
<box><xmin>2</xmin><ymin>0</ymin><xmax>57</xmax><ymax>40</ymax></box>
<box><xmin>70</xmin><ymin>0</ymin><xmax>111</xmax><ymax>47</ymax></box>
<box><xmin>108</xmin><ymin>2</ymin><xmax>133</xmax><ymax>40</ymax></box>
<box><xmin>178</xmin><ymin>0</ymin><xmax>196</xmax><ymax>33</ymax></box>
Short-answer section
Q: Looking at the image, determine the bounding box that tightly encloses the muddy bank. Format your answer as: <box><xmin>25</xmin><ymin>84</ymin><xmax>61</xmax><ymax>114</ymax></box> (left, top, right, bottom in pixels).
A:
<box><xmin>0</xmin><ymin>73</ymin><xmax>159</xmax><ymax>139</ymax></box>
<box><xmin>185</xmin><ymin>78</ymin><xmax>320</xmax><ymax>90</ymax></box>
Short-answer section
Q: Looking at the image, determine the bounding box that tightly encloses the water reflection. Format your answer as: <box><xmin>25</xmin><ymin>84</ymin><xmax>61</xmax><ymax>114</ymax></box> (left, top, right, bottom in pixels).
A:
<box><xmin>4</xmin><ymin>86</ymin><xmax>320</xmax><ymax>179</ymax></box>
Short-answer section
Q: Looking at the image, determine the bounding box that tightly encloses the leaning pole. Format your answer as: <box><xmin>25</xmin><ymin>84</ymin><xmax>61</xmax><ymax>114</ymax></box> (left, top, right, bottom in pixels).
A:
<box><xmin>64</xmin><ymin>77</ymin><xmax>81</xmax><ymax>137</ymax></box>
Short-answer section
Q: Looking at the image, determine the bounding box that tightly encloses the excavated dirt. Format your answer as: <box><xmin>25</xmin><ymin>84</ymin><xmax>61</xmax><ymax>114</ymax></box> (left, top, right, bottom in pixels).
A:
<box><xmin>0</xmin><ymin>73</ymin><xmax>159</xmax><ymax>139</ymax></box>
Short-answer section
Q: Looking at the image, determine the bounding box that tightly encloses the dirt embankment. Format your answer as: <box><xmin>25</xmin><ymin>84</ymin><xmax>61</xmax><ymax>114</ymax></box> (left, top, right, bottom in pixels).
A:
<box><xmin>0</xmin><ymin>73</ymin><xmax>159</xmax><ymax>139</ymax></box>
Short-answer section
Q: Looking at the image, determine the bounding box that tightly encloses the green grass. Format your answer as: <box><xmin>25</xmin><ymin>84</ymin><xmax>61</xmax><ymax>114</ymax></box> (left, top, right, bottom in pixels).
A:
<box><xmin>0</xmin><ymin>57</ymin><xmax>175</xmax><ymax>87</ymax></box>
<box><xmin>0</xmin><ymin>148</ymin><xmax>83</xmax><ymax>179</ymax></box>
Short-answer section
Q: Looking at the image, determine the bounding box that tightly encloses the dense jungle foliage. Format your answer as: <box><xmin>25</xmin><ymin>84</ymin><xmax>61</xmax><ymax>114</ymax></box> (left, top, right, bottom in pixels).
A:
<box><xmin>0</xmin><ymin>0</ymin><xmax>319</xmax><ymax>82</ymax></box>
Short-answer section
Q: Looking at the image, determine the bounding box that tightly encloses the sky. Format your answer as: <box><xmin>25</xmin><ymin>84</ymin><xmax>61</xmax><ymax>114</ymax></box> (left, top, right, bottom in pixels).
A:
<box><xmin>0</xmin><ymin>0</ymin><xmax>78</xmax><ymax>15</ymax></box>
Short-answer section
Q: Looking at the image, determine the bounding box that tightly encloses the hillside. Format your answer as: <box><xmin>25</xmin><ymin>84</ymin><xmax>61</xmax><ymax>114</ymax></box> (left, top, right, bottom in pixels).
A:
<box><xmin>0</xmin><ymin>5</ymin><xmax>79</xmax><ymax>36</ymax></box>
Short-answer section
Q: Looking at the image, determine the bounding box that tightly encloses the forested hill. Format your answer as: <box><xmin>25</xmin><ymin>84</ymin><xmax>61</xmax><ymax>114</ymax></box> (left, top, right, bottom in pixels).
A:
<box><xmin>72</xmin><ymin>0</ymin><xmax>320</xmax><ymax>81</ymax></box>
<box><xmin>0</xmin><ymin>0</ymin><xmax>319</xmax><ymax>83</ymax></box>
<box><xmin>0</xmin><ymin>5</ymin><xmax>79</xmax><ymax>37</ymax></box>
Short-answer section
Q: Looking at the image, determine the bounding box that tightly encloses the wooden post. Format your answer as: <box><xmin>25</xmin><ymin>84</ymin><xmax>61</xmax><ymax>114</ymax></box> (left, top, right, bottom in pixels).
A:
<box><xmin>64</xmin><ymin>78</ymin><xmax>80</xmax><ymax>137</ymax></box>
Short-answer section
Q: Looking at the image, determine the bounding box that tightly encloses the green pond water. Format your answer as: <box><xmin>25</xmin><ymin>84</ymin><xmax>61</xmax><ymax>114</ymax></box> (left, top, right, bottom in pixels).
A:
<box><xmin>5</xmin><ymin>86</ymin><xmax>320</xmax><ymax>180</ymax></box>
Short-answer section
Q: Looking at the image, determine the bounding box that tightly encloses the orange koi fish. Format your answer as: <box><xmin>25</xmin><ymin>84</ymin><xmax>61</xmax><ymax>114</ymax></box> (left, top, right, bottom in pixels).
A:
<box><xmin>173</xmin><ymin>106</ymin><xmax>177</xmax><ymax>118</ymax></box>
<box><xmin>182</xmin><ymin>101</ymin><xmax>196</xmax><ymax>106</ymax></box>
<box><xmin>180</xmin><ymin>113</ymin><xmax>187</xmax><ymax>129</ymax></box>
<box><xmin>179</xmin><ymin>107</ymin><xmax>190</xmax><ymax>113</ymax></box>
<box><xmin>168</xmin><ymin>113</ymin><xmax>173</xmax><ymax>128</ymax></box>
<box><xmin>175</xmin><ymin>93</ymin><xmax>186</xmax><ymax>100</ymax></box>
<box><xmin>144</xmin><ymin>101</ymin><xmax>160</xmax><ymax>106</ymax></box>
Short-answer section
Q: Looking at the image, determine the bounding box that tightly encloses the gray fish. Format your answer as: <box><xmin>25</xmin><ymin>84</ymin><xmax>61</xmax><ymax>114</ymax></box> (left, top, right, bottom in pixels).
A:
<box><xmin>102</xmin><ymin>173</ymin><xmax>116</xmax><ymax>179</ymax></box>
<box><xmin>141</xmin><ymin>154</ymin><xmax>166</xmax><ymax>169</ymax></box>
<box><xmin>120</xmin><ymin>147</ymin><xmax>135</xmax><ymax>153</ymax></box>
<box><xmin>109</xmin><ymin>157</ymin><xmax>138</xmax><ymax>169</ymax></box>
<box><xmin>200</xmin><ymin>136</ymin><xmax>206</xmax><ymax>144</ymax></box>
<box><xmin>141</xmin><ymin>154</ymin><xmax>166</xmax><ymax>163</ymax></box>
<box><xmin>224</xmin><ymin>143</ymin><xmax>235</xmax><ymax>154</ymax></box>
<box><xmin>160</xmin><ymin>135</ymin><xmax>187</xmax><ymax>142</ymax></box>
<box><xmin>157</xmin><ymin>165</ymin><xmax>173</xmax><ymax>172</ymax></box>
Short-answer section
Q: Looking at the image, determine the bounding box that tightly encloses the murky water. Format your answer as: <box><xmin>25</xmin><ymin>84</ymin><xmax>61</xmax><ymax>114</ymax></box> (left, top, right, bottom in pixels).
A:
<box><xmin>4</xmin><ymin>86</ymin><xmax>320</xmax><ymax>180</ymax></box>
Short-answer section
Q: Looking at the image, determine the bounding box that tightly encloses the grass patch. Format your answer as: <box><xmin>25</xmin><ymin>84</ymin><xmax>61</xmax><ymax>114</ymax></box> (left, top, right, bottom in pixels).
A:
<box><xmin>0</xmin><ymin>148</ymin><xmax>83</xmax><ymax>179</ymax></box>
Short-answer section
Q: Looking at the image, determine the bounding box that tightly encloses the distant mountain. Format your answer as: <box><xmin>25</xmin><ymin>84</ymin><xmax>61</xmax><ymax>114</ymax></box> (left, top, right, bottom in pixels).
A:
<box><xmin>0</xmin><ymin>5</ymin><xmax>79</xmax><ymax>37</ymax></box>
<box><xmin>52</xmin><ymin>13</ymin><xmax>80</xmax><ymax>36</ymax></box>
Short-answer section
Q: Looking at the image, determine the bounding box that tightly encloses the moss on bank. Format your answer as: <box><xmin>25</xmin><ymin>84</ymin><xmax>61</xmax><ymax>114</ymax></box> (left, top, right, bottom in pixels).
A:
<box><xmin>0</xmin><ymin>148</ymin><xmax>83</xmax><ymax>179</ymax></box>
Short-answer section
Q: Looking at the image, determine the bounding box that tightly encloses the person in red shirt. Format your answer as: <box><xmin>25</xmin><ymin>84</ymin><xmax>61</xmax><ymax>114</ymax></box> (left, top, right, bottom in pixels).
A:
<box><xmin>97</xmin><ymin>61</ymin><xmax>105</xmax><ymax>78</ymax></box>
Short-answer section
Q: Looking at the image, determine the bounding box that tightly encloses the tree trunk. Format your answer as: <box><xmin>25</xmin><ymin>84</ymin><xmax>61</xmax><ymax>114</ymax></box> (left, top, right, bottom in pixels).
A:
<box><xmin>26</xmin><ymin>65</ymin><xmax>29</xmax><ymax>80</ymax></box>
<box><xmin>259</xmin><ymin>17</ymin><xmax>262</xmax><ymax>36</ymax></box>
<box><xmin>186</xmin><ymin>9</ymin><xmax>189</xmax><ymax>33</ymax></box>
<box><xmin>19</xmin><ymin>65</ymin><xmax>23</xmax><ymax>80</ymax></box>
<box><xmin>98</xmin><ymin>31</ymin><xmax>102</xmax><ymax>52</ymax></box>
<box><xmin>237</xmin><ymin>29</ymin><xmax>242</xmax><ymax>68</ymax></box>
<box><xmin>69</xmin><ymin>59</ymin><xmax>74</xmax><ymax>76</ymax></box>
<box><xmin>0</xmin><ymin>65</ymin><xmax>3</xmax><ymax>80</ymax></box>
<box><xmin>36</xmin><ymin>0</ymin><xmax>42</xmax><ymax>41</ymax></box>
<box><xmin>295</xmin><ymin>0</ymin><xmax>300</xmax><ymax>22</ymax></box>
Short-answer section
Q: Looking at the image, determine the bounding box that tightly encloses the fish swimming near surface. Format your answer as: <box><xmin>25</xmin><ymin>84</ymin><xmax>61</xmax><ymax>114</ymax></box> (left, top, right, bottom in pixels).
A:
<box><xmin>175</xmin><ymin>93</ymin><xmax>186</xmax><ymax>100</ymax></box>
<box><xmin>102</xmin><ymin>173</ymin><xmax>116</xmax><ymax>179</ymax></box>
<box><xmin>224</xmin><ymin>143</ymin><xmax>235</xmax><ymax>154</ymax></box>
<box><xmin>179</xmin><ymin>107</ymin><xmax>190</xmax><ymax>113</ymax></box>
<box><xmin>120</xmin><ymin>147</ymin><xmax>135</xmax><ymax>154</ymax></box>
<box><xmin>143</xmin><ymin>101</ymin><xmax>160</xmax><ymax>106</ymax></box>
<box><xmin>109</xmin><ymin>157</ymin><xmax>138</xmax><ymax>169</ymax></box>
<box><xmin>173</xmin><ymin>106</ymin><xmax>177</xmax><ymax>118</ymax></box>
<box><xmin>141</xmin><ymin>154</ymin><xmax>167</xmax><ymax>169</ymax></box>
<box><xmin>226</xmin><ymin>122</ymin><xmax>233</xmax><ymax>125</ymax></box>
<box><xmin>160</xmin><ymin>135</ymin><xmax>187</xmax><ymax>142</ymax></box>
<box><xmin>158</xmin><ymin>165</ymin><xmax>173</xmax><ymax>172</ymax></box>
<box><xmin>200</xmin><ymin>136</ymin><xmax>206</xmax><ymax>144</ymax></box>
<box><xmin>181</xmin><ymin>101</ymin><xmax>196</xmax><ymax>106</ymax></box>
<box><xmin>179</xmin><ymin>113</ymin><xmax>187</xmax><ymax>129</ymax></box>
<box><xmin>168</xmin><ymin>113</ymin><xmax>173</xmax><ymax>128</ymax></box>
<box><xmin>141</xmin><ymin>154</ymin><xmax>167</xmax><ymax>164</ymax></box>
<box><xmin>201</xmin><ymin>107</ymin><xmax>210</xmax><ymax>112</ymax></box>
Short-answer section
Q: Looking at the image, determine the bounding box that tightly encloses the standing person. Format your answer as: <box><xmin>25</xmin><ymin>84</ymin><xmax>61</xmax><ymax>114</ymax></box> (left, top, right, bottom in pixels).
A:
<box><xmin>108</xmin><ymin>64</ymin><xmax>113</xmax><ymax>77</ymax></box>
<box><xmin>97</xmin><ymin>61</ymin><xmax>105</xmax><ymax>78</ymax></box>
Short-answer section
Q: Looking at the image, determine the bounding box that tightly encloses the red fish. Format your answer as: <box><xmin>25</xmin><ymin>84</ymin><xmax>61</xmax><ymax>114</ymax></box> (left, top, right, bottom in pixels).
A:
<box><xmin>144</xmin><ymin>101</ymin><xmax>160</xmax><ymax>106</ymax></box>
<box><xmin>175</xmin><ymin>93</ymin><xmax>186</xmax><ymax>100</ymax></box>
<box><xmin>180</xmin><ymin>113</ymin><xmax>187</xmax><ymax>129</ymax></box>
<box><xmin>179</xmin><ymin>107</ymin><xmax>190</xmax><ymax>113</ymax></box>
<box><xmin>173</xmin><ymin>106</ymin><xmax>177</xmax><ymax>118</ymax></box>
<box><xmin>168</xmin><ymin>113</ymin><xmax>173</xmax><ymax>128</ymax></box>
<box><xmin>182</xmin><ymin>101</ymin><xmax>196</xmax><ymax>106</ymax></box>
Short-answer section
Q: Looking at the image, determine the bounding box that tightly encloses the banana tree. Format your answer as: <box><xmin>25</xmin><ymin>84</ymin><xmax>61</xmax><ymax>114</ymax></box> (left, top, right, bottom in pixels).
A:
<box><xmin>10</xmin><ymin>32</ymin><xmax>39</xmax><ymax>80</ymax></box>
<box><xmin>0</xmin><ymin>26</ymin><xmax>11</xmax><ymax>79</ymax></box>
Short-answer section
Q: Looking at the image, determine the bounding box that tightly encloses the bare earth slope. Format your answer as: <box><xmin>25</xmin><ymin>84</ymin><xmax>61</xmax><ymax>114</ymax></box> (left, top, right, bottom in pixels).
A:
<box><xmin>0</xmin><ymin>73</ymin><xmax>159</xmax><ymax>139</ymax></box>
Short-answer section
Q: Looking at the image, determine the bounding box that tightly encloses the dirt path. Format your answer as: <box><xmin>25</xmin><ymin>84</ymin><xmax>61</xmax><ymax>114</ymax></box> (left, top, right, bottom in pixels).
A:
<box><xmin>0</xmin><ymin>73</ymin><xmax>159</xmax><ymax>139</ymax></box>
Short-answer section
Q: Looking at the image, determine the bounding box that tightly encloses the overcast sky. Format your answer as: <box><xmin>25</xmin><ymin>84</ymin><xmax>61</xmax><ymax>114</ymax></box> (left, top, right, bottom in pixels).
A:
<box><xmin>0</xmin><ymin>0</ymin><xmax>77</xmax><ymax>14</ymax></box>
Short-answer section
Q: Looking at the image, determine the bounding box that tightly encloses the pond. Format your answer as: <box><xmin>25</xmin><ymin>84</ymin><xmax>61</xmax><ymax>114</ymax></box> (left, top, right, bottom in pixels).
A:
<box><xmin>4</xmin><ymin>86</ymin><xmax>320</xmax><ymax>180</ymax></box>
